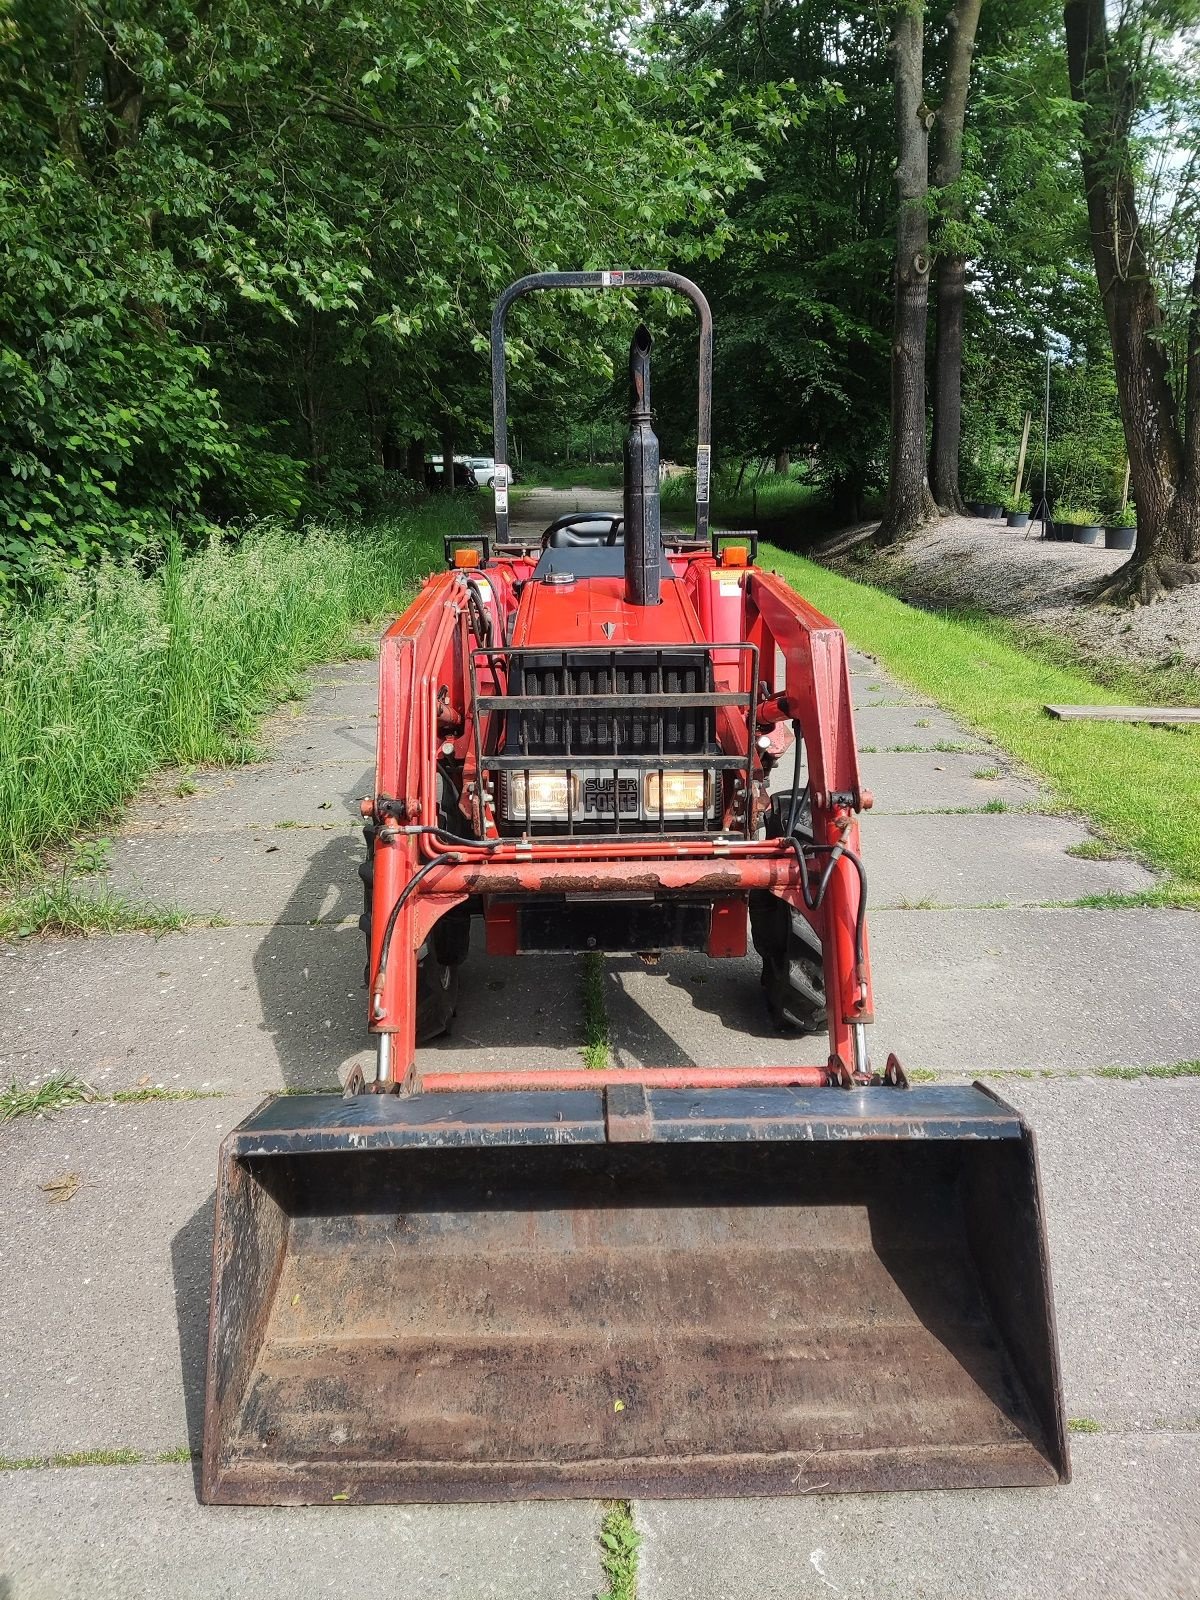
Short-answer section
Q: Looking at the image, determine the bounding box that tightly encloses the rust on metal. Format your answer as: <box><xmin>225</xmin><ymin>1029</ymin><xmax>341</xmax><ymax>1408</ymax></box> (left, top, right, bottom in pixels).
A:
<box><xmin>202</xmin><ymin>1096</ymin><xmax>1069</xmax><ymax>1505</ymax></box>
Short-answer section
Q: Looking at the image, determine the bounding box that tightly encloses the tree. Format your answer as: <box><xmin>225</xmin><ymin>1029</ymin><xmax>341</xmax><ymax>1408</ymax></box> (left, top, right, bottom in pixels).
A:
<box><xmin>0</xmin><ymin>0</ymin><xmax>770</xmax><ymax>588</ymax></box>
<box><xmin>1064</xmin><ymin>0</ymin><xmax>1200</xmax><ymax>601</ymax></box>
<box><xmin>876</xmin><ymin>4</ymin><xmax>940</xmax><ymax>543</ymax></box>
<box><xmin>928</xmin><ymin>0</ymin><xmax>984</xmax><ymax>513</ymax></box>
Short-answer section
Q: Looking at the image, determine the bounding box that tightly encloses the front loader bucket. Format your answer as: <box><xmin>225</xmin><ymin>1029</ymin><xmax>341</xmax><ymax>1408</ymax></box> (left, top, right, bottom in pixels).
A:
<box><xmin>201</xmin><ymin>1084</ymin><xmax>1068</xmax><ymax>1503</ymax></box>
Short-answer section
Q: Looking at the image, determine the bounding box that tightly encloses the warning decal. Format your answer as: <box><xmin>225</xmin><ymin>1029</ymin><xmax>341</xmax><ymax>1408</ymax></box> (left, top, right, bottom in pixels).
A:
<box><xmin>695</xmin><ymin>444</ymin><xmax>712</xmax><ymax>503</ymax></box>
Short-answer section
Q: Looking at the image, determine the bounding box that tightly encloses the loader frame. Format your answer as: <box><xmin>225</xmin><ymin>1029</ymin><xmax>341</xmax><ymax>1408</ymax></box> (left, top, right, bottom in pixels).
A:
<box><xmin>365</xmin><ymin>552</ymin><xmax>874</xmax><ymax>1091</ymax></box>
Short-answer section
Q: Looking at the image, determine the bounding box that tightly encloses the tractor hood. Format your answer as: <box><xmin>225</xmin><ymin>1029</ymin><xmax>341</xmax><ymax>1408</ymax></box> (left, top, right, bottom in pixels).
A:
<box><xmin>512</xmin><ymin>573</ymin><xmax>704</xmax><ymax>650</ymax></box>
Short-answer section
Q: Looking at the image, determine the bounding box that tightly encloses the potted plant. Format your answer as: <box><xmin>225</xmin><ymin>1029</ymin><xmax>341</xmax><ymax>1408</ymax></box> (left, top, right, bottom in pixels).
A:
<box><xmin>978</xmin><ymin>480</ymin><xmax>1005</xmax><ymax>519</ymax></box>
<box><xmin>1105</xmin><ymin>503</ymin><xmax>1137</xmax><ymax>552</ymax></box>
<box><xmin>1056</xmin><ymin>506</ymin><xmax>1105</xmax><ymax>545</ymax></box>
<box><xmin>1005</xmin><ymin>492</ymin><xmax>1032</xmax><ymax>529</ymax></box>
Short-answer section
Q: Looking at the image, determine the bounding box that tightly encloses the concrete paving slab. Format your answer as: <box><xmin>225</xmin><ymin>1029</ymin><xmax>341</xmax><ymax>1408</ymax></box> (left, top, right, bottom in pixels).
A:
<box><xmin>986</xmin><ymin>1077</ymin><xmax>1200</xmax><ymax>1430</ymax></box>
<box><xmin>284</xmin><ymin>678</ymin><xmax>379</xmax><ymax>722</ymax></box>
<box><xmin>0</xmin><ymin>924</ymin><xmax>371</xmax><ymax>1094</ymax></box>
<box><xmin>851</xmin><ymin>702</ymin><xmax>990</xmax><ymax>751</ymax></box>
<box><xmin>417</xmin><ymin>942</ymin><xmax>588</xmax><ymax>1082</ymax></box>
<box><xmin>265</xmin><ymin>716</ymin><xmax>379</xmax><ymax>766</ymax></box>
<box><xmin>0</xmin><ymin>1096</ymin><xmax>257</xmax><ymax>1456</ymax></box>
<box><xmin>604</xmin><ymin>909</ymin><xmax>1200</xmax><ymax>1073</ymax></box>
<box><xmin>125</xmin><ymin>761</ymin><xmax>373</xmax><ymax>834</ymax></box>
<box><xmin>0</xmin><ymin>923</ymin><xmax>587</xmax><ymax>1095</ymax></box>
<box><xmin>636</xmin><ymin>1432</ymin><xmax>1200</xmax><ymax>1600</ymax></box>
<box><xmin>100</xmin><ymin>826</ymin><xmax>363</xmax><ymax>925</ymax></box>
<box><xmin>0</xmin><ymin>1465</ymin><xmax>603</xmax><ymax>1600</ymax></box>
<box><xmin>864</xmin><ymin>811</ymin><xmax>1155</xmax><ymax>905</ymax></box>
<box><xmin>870</xmin><ymin>907</ymin><xmax>1200</xmax><ymax>1070</ymax></box>
<box><xmin>858</xmin><ymin>749</ymin><xmax>1042</xmax><ymax>811</ymax></box>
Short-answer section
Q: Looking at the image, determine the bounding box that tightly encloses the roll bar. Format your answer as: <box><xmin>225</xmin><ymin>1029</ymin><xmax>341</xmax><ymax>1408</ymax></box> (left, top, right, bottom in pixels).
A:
<box><xmin>489</xmin><ymin>270</ymin><xmax>713</xmax><ymax>544</ymax></box>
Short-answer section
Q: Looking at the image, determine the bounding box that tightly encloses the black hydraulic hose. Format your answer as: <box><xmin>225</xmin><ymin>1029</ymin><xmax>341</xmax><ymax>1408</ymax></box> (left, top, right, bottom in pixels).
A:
<box><xmin>785</xmin><ymin>718</ymin><xmax>808</xmax><ymax>839</ymax></box>
<box><xmin>370</xmin><ymin>854</ymin><xmax>463</xmax><ymax>1017</ymax></box>
<box><xmin>785</xmin><ymin>833</ymin><xmax>869</xmax><ymax>976</ymax></box>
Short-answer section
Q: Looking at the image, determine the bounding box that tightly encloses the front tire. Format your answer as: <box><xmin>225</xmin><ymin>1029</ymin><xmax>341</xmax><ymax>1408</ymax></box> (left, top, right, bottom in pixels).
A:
<box><xmin>360</xmin><ymin>823</ymin><xmax>465</xmax><ymax>1044</ymax></box>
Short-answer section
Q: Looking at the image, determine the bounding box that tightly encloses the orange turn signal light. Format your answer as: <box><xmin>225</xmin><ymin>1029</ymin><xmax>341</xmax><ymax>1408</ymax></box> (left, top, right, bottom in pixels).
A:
<box><xmin>453</xmin><ymin>548</ymin><xmax>481</xmax><ymax>568</ymax></box>
<box><xmin>720</xmin><ymin>545</ymin><xmax>749</xmax><ymax>568</ymax></box>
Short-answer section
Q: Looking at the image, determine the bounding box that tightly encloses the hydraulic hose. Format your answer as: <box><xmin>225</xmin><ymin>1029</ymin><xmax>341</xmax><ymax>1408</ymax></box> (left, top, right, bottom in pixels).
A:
<box><xmin>370</xmin><ymin>853</ymin><xmax>463</xmax><ymax>1019</ymax></box>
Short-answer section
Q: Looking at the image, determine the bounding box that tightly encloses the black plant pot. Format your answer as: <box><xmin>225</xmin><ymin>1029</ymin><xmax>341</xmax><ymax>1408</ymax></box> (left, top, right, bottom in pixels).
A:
<box><xmin>1074</xmin><ymin>525</ymin><xmax>1104</xmax><ymax>546</ymax></box>
<box><xmin>1006</xmin><ymin>512</ymin><xmax>1029</xmax><ymax>529</ymax></box>
<box><xmin>980</xmin><ymin>503</ymin><xmax>1004</xmax><ymax>520</ymax></box>
<box><xmin>1105</xmin><ymin>526</ymin><xmax>1136</xmax><ymax>551</ymax></box>
<box><xmin>966</xmin><ymin>500</ymin><xmax>983</xmax><ymax>515</ymax></box>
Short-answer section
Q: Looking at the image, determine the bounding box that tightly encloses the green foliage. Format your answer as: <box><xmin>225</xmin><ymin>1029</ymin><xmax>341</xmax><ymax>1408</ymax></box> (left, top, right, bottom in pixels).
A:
<box><xmin>597</xmin><ymin>1501</ymin><xmax>641</xmax><ymax>1600</ymax></box>
<box><xmin>0</xmin><ymin>0</ymin><xmax>771</xmax><ymax>580</ymax></box>
<box><xmin>522</xmin><ymin>463</ymin><xmax>624</xmax><ymax>491</ymax></box>
<box><xmin>0</xmin><ymin>502</ymin><xmax>465</xmax><ymax>877</ymax></box>
<box><xmin>660</xmin><ymin>465</ymin><xmax>818</xmax><ymax>528</ymax></box>
<box><xmin>1053</xmin><ymin>505</ymin><xmax>1102</xmax><ymax>526</ymax></box>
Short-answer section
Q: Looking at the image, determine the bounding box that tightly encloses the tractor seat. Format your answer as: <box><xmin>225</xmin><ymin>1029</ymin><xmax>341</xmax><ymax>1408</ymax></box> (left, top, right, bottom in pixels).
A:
<box><xmin>545</xmin><ymin>512</ymin><xmax>624</xmax><ymax>547</ymax></box>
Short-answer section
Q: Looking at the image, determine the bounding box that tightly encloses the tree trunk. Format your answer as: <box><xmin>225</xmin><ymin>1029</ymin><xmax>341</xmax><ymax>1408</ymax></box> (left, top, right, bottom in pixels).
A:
<box><xmin>440</xmin><ymin>425</ymin><xmax>456</xmax><ymax>493</ymax></box>
<box><xmin>405</xmin><ymin>437</ymin><xmax>425</xmax><ymax>484</ymax></box>
<box><xmin>1065</xmin><ymin>0</ymin><xmax>1200</xmax><ymax>602</ymax></box>
<box><xmin>929</xmin><ymin>0</ymin><xmax>983</xmax><ymax>515</ymax></box>
<box><xmin>876</xmin><ymin>6</ymin><xmax>938</xmax><ymax>546</ymax></box>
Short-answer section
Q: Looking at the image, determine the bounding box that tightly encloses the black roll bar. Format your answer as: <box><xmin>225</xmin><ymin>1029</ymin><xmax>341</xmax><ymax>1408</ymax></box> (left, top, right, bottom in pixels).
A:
<box><xmin>489</xmin><ymin>270</ymin><xmax>713</xmax><ymax>544</ymax></box>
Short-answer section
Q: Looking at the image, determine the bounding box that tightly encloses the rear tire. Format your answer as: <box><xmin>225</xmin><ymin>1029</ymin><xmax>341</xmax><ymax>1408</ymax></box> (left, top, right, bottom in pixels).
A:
<box><xmin>749</xmin><ymin>892</ymin><xmax>827</xmax><ymax>1035</ymax></box>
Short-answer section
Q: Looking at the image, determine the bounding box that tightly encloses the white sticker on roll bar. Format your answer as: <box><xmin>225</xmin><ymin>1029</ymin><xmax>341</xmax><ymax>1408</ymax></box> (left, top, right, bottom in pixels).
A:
<box><xmin>695</xmin><ymin>444</ymin><xmax>711</xmax><ymax>503</ymax></box>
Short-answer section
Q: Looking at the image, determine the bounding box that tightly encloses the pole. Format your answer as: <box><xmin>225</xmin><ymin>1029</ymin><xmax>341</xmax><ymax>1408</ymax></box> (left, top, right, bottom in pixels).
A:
<box><xmin>1013</xmin><ymin>411</ymin><xmax>1031</xmax><ymax>504</ymax></box>
<box><xmin>1030</xmin><ymin>336</ymin><xmax>1052</xmax><ymax>540</ymax></box>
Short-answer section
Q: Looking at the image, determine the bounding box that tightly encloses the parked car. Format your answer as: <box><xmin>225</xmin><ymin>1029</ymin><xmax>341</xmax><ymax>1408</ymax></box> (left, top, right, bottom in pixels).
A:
<box><xmin>462</xmin><ymin>455</ymin><xmax>499</xmax><ymax>487</ymax></box>
<box><xmin>424</xmin><ymin>456</ymin><xmax>478</xmax><ymax>491</ymax></box>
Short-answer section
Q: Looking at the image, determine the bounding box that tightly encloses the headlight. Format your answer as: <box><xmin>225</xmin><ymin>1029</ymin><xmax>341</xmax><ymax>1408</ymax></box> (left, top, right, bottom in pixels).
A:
<box><xmin>504</xmin><ymin>769</ymin><xmax>576</xmax><ymax>819</ymax></box>
<box><xmin>644</xmin><ymin>771</ymin><xmax>709</xmax><ymax>815</ymax></box>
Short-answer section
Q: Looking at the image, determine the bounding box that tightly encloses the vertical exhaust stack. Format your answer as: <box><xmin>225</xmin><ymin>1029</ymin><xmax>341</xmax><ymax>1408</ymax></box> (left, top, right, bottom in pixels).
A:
<box><xmin>624</xmin><ymin>325</ymin><xmax>662</xmax><ymax>606</ymax></box>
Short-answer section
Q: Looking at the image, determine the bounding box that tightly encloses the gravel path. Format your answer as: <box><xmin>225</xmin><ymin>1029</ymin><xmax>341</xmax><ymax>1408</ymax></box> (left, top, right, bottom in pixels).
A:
<box><xmin>834</xmin><ymin>513</ymin><xmax>1200</xmax><ymax>676</ymax></box>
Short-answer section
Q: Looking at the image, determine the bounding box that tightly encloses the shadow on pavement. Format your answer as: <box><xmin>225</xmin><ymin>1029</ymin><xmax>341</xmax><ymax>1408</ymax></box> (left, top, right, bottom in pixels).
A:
<box><xmin>253</xmin><ymin>829</ymin><xmax>369</xmax><ymax>1091</ymax></box>
<box><xmin>171</xmin><ymin>1192</ymin><xmax>216</xmax><ymax>1498</ymax></box>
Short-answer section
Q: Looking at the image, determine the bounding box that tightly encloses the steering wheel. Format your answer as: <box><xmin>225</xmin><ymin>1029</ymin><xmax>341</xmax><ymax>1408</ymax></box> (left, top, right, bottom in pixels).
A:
<box><xmin>541</xmin><ymin>512</ymin><xmax>624</xmax><ymax>549</ymax></box>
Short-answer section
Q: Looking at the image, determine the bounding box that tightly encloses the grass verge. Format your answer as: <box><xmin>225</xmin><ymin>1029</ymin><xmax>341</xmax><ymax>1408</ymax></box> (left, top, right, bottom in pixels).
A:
<box><xmin>0</xmin><ymin>504</ymin><xmax>469</xmax><ymax>880</ymax></box>
<box><xmin>598</xmin><ymin>1500</ymin><xmax>641</xmax><ymax>1600</ymax></box>
<box><xmin>582</xmin><ymin>952</ymin><xmax>611</xmax><ymax>1070</ymax></box>
<box><xmin>764</xmin><ymin>548</ymin><xmax>1200</xmax><ymax>888</ymax></box>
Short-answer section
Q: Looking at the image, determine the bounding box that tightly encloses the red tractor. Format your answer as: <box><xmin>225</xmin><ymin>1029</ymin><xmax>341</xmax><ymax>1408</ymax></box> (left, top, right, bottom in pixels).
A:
<box><xmin>202</xmin><ymin>272</ymin><xmax>1068</xmax><ymax>1506</ymax></box>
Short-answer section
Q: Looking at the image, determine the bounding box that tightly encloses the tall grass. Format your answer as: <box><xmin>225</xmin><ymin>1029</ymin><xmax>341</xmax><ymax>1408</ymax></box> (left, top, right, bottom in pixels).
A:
<box><xmin>0</xmin><ymin>506</ymin><xmax>466</xmax><ymax>877</ymax></box>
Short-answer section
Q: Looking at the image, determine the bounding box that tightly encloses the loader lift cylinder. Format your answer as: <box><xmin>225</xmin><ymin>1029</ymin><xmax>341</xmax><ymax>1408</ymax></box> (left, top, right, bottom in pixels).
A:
<box><xmin>623</xmin><ymin>325</ymin><xmax>661</xmax><ymax>606</ymax></box>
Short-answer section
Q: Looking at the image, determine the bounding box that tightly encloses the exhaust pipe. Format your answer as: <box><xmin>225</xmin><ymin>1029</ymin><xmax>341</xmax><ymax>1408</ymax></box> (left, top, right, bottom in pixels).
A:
<box><xmin>624</xmin><ymin>325</ymin><xmax>661</xmax><ymax>606</ymax></box>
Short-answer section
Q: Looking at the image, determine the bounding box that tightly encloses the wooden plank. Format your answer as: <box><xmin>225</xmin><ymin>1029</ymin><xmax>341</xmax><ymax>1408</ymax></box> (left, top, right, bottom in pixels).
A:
<box><xmin>1044</xmin><ymin>704</ymin><xmax>1200</xmax><ymax>723</ymax></box>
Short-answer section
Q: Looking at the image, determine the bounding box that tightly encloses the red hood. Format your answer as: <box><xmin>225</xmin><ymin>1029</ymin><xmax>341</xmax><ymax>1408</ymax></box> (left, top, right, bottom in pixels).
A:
<box><xmin>511</xmin><ymin>575</ymin><xmax>705</xmax><ymax>648</ymax></box>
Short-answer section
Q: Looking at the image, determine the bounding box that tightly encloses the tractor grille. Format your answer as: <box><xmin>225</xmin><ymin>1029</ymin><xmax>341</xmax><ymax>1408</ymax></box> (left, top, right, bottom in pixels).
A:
<box><xmin>511</xmin><ymin>653</ymin><xmax>713</xmax><ymax>756</ymax></box>
<box><xmin>469</xmin><ymin>645</ymin><xmax>759</xmax><ymax>838</ymax></box>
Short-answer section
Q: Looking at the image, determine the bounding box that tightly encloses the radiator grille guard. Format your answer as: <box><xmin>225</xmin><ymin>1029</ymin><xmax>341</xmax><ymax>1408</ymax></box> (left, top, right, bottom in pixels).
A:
<box><xmin>469</xmin><ymin>644</ymin><xmax>759</xmax><ymax>838</ymax></box>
